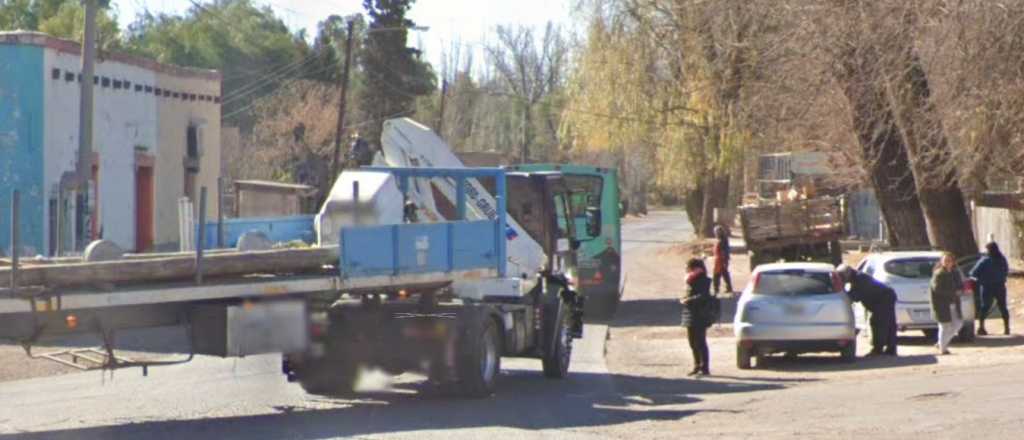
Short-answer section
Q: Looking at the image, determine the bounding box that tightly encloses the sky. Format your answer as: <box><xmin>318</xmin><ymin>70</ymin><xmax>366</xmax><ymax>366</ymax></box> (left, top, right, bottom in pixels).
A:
<box><xmin>110</xmin><ymin>0</ymin><xmax>577</xmax><ymax>71</ymax></box>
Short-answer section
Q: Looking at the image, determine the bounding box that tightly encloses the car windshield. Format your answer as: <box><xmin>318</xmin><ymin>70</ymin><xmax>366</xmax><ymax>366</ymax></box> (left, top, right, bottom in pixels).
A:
<box><xmin>884</xmin><ymin>258</ymin><xmax>938</xmax><ymax>279</ymax></box>
<box><xmin>754</xmin><ymin>270</ymin><xmax>836</xmax><ymax>296</ymax></box>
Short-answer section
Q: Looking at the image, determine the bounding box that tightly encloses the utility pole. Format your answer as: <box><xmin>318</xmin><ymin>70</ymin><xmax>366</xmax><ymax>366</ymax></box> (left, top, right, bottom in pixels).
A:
<box><xmin>330</xmin><ymin>20</ymin><xmax>356</xmax><ymax>188</ymax></box>
<box><xmin>437</xmin><ymin>79</ymin><xmax>448</xmax><ymax>137</ymax></box>
<box><xmin>74</xmin><ymin>0</ymin><xmax>98</xmax><ymax>251</ymax></box>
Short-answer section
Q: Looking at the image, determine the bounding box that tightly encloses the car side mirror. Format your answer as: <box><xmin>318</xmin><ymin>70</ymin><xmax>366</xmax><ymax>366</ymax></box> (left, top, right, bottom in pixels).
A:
<box><xmin>585</xmin><ymin>207</ymin><xmax>602</xmax><ymax>237</ymax></box>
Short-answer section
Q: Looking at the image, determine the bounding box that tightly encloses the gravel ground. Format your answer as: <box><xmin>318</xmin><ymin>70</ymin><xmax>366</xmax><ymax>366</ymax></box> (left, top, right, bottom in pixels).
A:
<box><xmin>605</xmin><ymin>211</ymin><xmax>1024</xmax><ymax>438</ymax></box>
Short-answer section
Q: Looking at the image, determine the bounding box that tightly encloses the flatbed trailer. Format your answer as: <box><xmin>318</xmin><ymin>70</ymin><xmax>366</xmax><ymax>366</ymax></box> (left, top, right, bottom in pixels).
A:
<box><xmin>0</xmin><ymin>167</ymin><xmax>586</xmax><ymax>397</ymax></box>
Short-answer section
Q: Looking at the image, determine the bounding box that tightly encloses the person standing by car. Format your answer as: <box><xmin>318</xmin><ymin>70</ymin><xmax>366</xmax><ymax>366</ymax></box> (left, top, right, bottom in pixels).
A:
<box><xmin>970</xmin><ymin>241</ymin><xmax>1011</xmax><ymax>335</ymax></box>
<box><xmin>837</xmin><ymin>264</ymin><xmax>898</xmax><ymax>356</ymax></box>
<box><xmin>681</xmin><ymin>258</ymin><xmax>713</xmax><ymax>376</ymax></box>
<box><xmin>931</xmin><ymin>252</ymin><xmax>965</xmax><ymax>354</ymax></box>
<box><xmin>712</xmin><ymin>225</ymin><xmax>734</xmax><ymax>295</ymax></box>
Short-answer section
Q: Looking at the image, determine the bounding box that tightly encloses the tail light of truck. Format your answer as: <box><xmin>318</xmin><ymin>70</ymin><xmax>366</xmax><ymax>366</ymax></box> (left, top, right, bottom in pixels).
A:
<box><xmin>310</xmin><ymin>322</ymin><xmax>327</xmax><ymax>338</ymax></box>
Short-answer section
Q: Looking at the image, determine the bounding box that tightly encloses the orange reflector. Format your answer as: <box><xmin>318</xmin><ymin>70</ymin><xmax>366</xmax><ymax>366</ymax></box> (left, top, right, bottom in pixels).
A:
<box><xmin>243</xmin><ymin>300</ymin><xmax>254</xmax><ymax>311</ymax></box>
<box><xmin>65</xmin><ymin>314</ymin><xmax>78</xmax><ymax>329</ymax></box>
<box><xmin>398</xmin><ymin>289</ymin><xmax>408</xmax><ymax>299</ymax></box>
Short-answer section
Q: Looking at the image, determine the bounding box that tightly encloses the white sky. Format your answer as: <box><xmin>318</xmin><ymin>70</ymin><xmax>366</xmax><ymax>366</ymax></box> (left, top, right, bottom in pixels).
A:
<box><xmin>110</xmin><ymin>0</ymin><xmax>576</xmax><ymax>70</ymax></box>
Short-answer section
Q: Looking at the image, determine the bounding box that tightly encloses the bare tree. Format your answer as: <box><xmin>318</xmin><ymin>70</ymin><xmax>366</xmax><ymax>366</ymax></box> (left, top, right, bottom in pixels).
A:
<box><xmin>486</xmin><ymin>22</ymin><xmax>569</xmax><ymax>163</ymax></box>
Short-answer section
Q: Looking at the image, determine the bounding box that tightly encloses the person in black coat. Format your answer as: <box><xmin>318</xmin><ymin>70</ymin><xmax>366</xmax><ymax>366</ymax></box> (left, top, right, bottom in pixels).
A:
<box><xmin>837</xmin><ymin>264</ymin><xmax>899</xmax><ymax>356</ymax></box>
<box><xmin>971</xmin><ymin>241</ymin><xmax>1011</xmax><ymax>335</ymax></box>
<box><xmin>681</xmin><ymin>258</ymin><xmax>713</xmax><ymax>376</ymax></box>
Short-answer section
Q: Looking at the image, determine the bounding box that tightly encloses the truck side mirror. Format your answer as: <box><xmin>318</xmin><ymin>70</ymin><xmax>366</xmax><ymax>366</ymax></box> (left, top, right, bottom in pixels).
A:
<box><xmin>586</xmin><ymin>207</ymin><xmax>602</xmax><ymax>237</ymax></box>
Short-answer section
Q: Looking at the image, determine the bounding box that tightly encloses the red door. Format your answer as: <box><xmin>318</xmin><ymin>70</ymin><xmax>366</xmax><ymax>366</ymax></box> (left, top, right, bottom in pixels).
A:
<box><xmin>135</xmin><ymin>166</ymin><xmax>154</xmax><ymax>252</ymax></box>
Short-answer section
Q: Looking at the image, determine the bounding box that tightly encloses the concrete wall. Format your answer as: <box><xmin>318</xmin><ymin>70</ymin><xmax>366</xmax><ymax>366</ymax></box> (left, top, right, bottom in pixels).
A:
<box><xmin>0</xmin><ymin>44</ymin><xmax>45</xmax><ymax>255</ymax></box>
<box><xmin>43</xmin><ymin>47</ymin><xmax>159</xmax><ymax>252</ymax></box>
<box><xmin>153</xmin><ymin>71</ymin><xmax>221</xmax><ymax>249</ymax></box>
<box><xmin>1</xmin><ymin>32</ymin><xmax>221</xmax><ymax>254</ymax></box>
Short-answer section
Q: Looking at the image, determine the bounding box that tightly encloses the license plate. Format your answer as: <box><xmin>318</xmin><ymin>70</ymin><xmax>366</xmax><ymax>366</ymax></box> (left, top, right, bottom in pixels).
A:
<box><xmin>784</xmin><ymin>304</ymin><xmax>805</xmax><ymax>315</ymax></box>
<box><xmin>910</xmin><ymin>309</ymin><xmax>931</xmax><ymax>322</ymax></box>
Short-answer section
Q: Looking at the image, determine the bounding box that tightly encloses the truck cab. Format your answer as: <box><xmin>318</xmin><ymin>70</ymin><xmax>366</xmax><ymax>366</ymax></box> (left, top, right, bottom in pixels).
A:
<box><xmin>506</xmin><ymin>171</ymin><xmax>579</xmax><ymax>276</ymax></box>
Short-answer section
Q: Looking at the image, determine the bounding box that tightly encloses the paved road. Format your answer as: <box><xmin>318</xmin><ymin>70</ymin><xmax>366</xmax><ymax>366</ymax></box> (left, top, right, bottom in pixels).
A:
<box><xmin>0</xmin><ymin>213</ymin><xmax>693</xmax><ymax>440</ymax></box>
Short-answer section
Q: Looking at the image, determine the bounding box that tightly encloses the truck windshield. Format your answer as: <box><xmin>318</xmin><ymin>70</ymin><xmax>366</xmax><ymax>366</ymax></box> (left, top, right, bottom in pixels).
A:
<box><xmin>754</xmin><ymin>271</ymin><xmax>837</xmax><ymax>296</ymax></box>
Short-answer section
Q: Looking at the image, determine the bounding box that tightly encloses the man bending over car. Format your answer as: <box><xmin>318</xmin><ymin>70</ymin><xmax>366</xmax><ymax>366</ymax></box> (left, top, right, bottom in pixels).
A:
<box><xmin>837</xmin><ymin>264</ymin><xmax>899</xmax><ymax>356</ymax></box>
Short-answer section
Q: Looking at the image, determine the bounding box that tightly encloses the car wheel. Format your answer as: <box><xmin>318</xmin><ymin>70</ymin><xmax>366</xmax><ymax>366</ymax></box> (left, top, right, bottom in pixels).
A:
<box><xmin>956</xmin><ymin>321</ymin><xmax>975</xmax><ymax>343</ymax></box>
<box><xmin>922</xmin><ymin>328</ymin><xmax>938</xmax><ymax>341</ymax></box>
<box><xmin>736</xmin><ymin>344</ymin><xmax>753</xmax><ymax>369</ymax></box>
<box><xmin>840</xmin><ymin>339</ymin><xmax>857</xmax><ymax>362</ymax></box>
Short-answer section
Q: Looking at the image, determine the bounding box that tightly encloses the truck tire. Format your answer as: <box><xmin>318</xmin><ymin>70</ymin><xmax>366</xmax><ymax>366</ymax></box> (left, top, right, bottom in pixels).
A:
<box><xmin>456</xmin><ymin>315</ymin><xmax>501</xmax><ymax>398</ymax></box>
<box><xmin>737</xmin><ymin>344</ymin><xmax>753</xmax><ymax>369</ymax></box>
<box><xmin>542</xmin><ymin>301</ymin><xmax>573</xmax><ymax>379</ymax></box>
<box><xmin>829</xmin><ymin>240</ymin><xmax>843</xmax><ymax>266</ymax></box>
<box><xmin>295</xmin><ymin>357</ymin><xmax>359</xmax><ymax>395</ymax></box>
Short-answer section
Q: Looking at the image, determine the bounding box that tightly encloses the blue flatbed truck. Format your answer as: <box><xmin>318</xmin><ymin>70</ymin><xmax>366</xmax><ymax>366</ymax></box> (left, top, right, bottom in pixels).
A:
<box><xmin>0</xmin><ymin>167</ymin><xmax>588</xmax><ymax>397</ymax></box>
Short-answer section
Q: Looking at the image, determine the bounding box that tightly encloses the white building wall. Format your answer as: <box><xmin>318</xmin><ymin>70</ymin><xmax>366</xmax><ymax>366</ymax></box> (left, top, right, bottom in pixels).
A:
<box><xmin>43</xmin><ymin>49</ymin><xmax>159</xmax><ymax>252</ymax></box>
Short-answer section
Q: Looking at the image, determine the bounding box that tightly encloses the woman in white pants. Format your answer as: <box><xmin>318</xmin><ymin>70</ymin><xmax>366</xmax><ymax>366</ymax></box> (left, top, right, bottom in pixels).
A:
<box><xmin>930</xmin><ymin>252</ymin><xmax>964</xmax><ymax>355</ymax></box>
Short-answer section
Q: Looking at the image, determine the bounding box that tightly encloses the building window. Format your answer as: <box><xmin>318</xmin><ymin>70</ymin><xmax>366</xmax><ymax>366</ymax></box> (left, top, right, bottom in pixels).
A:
<box><xmin>213</xmin><ymin>96</ymin><xmax>221</xmax><ymax>103</ymax></box>
<box><xmin>135</xmin><ymin>84</ymin><xmax>143</xmax><ymax>92</ymax></box>
<box><xmin>93</xmin><ymin>76</ymin><xmax>98</xmax><ymax>85</ymax></box>
<box><xmin>101</xmin><ymin>77</ymin><xmax>110</xmax><ymax>87</ymax></box>
<box><xmin>154</xmin><ymin>88</ymin><xmax>162</xmax><ymax>96</ymax></box>
<box><xmin>124</xmin><ymin>80</ymin><xmax>131</xmax><ymax>90</ymax></box>
<box><xmin>145</xmin><ymin>85</ymin><xmax>153</xmax><ymax>93</ymax></box>
<box><xmin>172</xmin><ymin>92</ymin><xmax>180</xmax><ymax>98</ymax></box>
<box><xmin>64</xmin><ymin>72</ymin><xmax>74</xmax><ymax>82</ymax></box>
<box><xmin>187</xmin><ymin>125</ymin><xmax>199</xmax><ymax>159</ymax></box>
<box><xmin>51</xmin><ymin>68</ymin><xmax>61</xmax><ymax>79</ymax></box>
<box><xmin>113</xmin><ymin>79</ymin><xmax>122</xmax><ymax>89</ymax></box>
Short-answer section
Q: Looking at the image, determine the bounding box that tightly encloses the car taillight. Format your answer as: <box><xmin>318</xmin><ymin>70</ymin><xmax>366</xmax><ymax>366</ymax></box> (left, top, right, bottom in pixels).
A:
<box><xmin>752</xmin><ymin>273</ymin><xmax>761</xmax><ymax>292</ymax></box>
<box><xmin>963</xmin><ymin>278</ymin><xmax>976</xmax><ymax>295</ymax></box>
<box><xmin>593</xmin><ymin>271</ymin><xmax>604</xmax><ymax>283</ymax></box>
<box><xmin>831</xmin><ymin>273</ymin><xmax>843</xmax><ymax>293</ymax></box>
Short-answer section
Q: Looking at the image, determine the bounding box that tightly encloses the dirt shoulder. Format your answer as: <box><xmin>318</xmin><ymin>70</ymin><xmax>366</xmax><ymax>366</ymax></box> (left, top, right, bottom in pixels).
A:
<box><xmin>608</xmin><ymin>212</ymin><xmax>1024</xmax><ymax>405</ymax></box>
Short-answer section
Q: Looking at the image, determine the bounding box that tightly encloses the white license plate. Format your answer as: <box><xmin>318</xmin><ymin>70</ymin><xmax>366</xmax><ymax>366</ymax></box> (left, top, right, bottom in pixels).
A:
<box><xmin>910</xmin><ymin>309</ymin><xmax>932</xmax><ymax>322</ymax></box>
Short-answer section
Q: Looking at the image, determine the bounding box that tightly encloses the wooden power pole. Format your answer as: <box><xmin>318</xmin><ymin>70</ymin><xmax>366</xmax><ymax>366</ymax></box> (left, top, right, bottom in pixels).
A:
<box><xmin>330</xmin><ymin>20</ymin><xmax>357</xmax><ymax>189</ymax></box>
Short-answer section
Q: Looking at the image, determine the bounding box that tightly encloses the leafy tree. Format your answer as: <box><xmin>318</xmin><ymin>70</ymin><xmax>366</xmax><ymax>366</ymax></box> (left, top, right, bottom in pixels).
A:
<box><xmin>358</xmin><ymin>0</ymin><xmax>435</xmax><ymax>145</ymax></box>
<box><xmin>125</xmin><ymin>0</ymin><xmax>307</xmax><ymax>131</ymax></box>
<box><xmin>37</xmin><ymin>1</ymin><xmax>121</xmax><ymax>51</ymax></box>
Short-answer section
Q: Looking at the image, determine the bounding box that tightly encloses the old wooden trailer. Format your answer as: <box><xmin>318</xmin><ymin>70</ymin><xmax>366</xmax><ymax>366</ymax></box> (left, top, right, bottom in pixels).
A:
<box><xmin>739</xmin><ymin>196</ymin><xmax>846</xmax><ymax>271</ymax></box>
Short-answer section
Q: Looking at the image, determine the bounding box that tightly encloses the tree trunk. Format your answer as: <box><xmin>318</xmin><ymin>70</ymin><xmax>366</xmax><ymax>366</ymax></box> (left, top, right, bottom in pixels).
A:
<box><xmin>699</xmin><ymin>171</ymin><xmax>730</xmax><ymax>238</ymax></box>
<box><xmin>685</xmin><ymin>185</ymin><xmax>704</xmax><ymax>235</ymax></box>
<box><xmin>836</xmin><ymin>47</ymin><xmax>930</xmax><ymax>248</ymax></box>
<box><xmin>888</xmin><ymin>51</ymin><xmax>978</xmax><ymax>257</ymax></box>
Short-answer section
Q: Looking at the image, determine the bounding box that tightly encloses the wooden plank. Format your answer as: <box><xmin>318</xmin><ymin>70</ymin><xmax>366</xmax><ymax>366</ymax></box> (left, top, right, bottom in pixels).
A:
<box><xmin>0</xmin><ymin>246</ymin><xmax>339</xmax><ymax>289</ymax></box>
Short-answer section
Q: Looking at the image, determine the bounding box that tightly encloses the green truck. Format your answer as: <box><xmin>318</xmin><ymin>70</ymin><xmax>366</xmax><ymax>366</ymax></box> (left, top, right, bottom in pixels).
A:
<box><xmin>511</xmin><ymin>164</ymin><xmax>623</xmax><ymax>319</ymax></box>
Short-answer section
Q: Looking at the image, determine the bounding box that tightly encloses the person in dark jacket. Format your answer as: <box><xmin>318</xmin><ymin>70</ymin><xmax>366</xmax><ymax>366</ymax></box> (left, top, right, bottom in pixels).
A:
<box><xmin>970</xmin><ymin>241</ymin><xmax>1011</xmax><ymax>335</ymax></box>
<box><xmin>712</xmin><ymin>225</ymin><xmax>733</xmax><ymax>295</ymax></box>
<box><xmin>931</xmin><ymin>252</ymin><xmax>964</xmax><ymax>354</ymax></box>
<box><xmin>681</xmin><ymin>258</ymin><xmax>713</xmax><ymax>376</ymax></box>
<box><xmin>837</xmin><ymin>264</ymin><xmax>898</xmax><ymax>356</ymax></box>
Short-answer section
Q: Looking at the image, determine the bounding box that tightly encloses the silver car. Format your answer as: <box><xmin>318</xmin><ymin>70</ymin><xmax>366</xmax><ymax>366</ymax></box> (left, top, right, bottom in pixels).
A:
<box><xmin>855</xmin><ymin>252</ymin><xmax>976</xmax><ymax>341</ymax></box>
<box><xmin>734</xmin><ymin>263</ymin><xmax>857</xmax><ymax>369</ymax></box>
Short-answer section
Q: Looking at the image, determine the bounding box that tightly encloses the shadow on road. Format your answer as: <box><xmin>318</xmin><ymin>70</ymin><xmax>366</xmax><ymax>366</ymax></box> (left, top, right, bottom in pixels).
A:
<box><xmin>752</xmin><ymin>353</ymin><xmax>937</xmax><ymax>372</ymax></box>
<box><xmin>0</xmin><ymin>369</ymin><xmax>768</xmax><ymax>440</ymax></box>
<box><xmin>968</xmin><ymin>334</ymin><xmax>1024</xmax><ymax>348</ymax></box>
<box><xmin>611</xmin><ymin>298</ymin><xmax>739</xmax><ymax>328</ymax></box>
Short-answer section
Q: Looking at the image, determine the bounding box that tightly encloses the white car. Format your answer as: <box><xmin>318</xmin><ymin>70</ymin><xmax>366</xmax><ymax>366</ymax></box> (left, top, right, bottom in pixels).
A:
<box><xmin>856</xmin><ymin>252</ymin><xmax>976</xmax><ymax>341</ymax></box>
<box><xmin>734</xmin><ymin>262</ymin><xmax>857</xmax><ymax>369</ymax></box>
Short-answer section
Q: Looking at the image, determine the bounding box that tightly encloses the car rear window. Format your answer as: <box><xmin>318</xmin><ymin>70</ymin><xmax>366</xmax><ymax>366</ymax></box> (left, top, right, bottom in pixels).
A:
<box><xmin>884</xmin><ymin>258</ymin><xmax>938</xmax><ymax>279</ymax></box>
<box><xmin>754</xmin><ymin>270</ymin><xmax>836</xmax><ymax>296</ymax></box>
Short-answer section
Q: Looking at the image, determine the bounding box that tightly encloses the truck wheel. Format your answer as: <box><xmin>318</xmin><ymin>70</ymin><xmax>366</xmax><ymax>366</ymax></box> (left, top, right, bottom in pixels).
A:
<box><xmin>543</xmin><ymin>301</ymin><xmax>573</xmax><ymax>379</ymax></box>
<box><xmin>956</xmin><ymin>321</ymin><xmax>975</xmax><ymax>343</ymax></box>
<box><xmin>840</xmin><ymin>339</ymin><xmax>857</xmax><ymax>362</ymax></box>
<box><xmin>457</xmin><ymin>316</ymin><xmax>501</xmax><ymax>398</ymax></box>
<box><xmin>736</xmin><ymin>344</ymin><xmax>753</xmax><ymax>369</ymax></box>
<box><xmin>295</xmin><ymin>357</ymin><xmax>359</xmax><ymax>395</ymax></box>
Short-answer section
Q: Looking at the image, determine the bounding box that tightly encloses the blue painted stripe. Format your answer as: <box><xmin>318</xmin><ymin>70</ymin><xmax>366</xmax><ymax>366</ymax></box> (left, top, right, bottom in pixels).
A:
<box><xmin>0</xmin><ymin>45</ymin><xmax>45</xmax><ymax>255</ymax></box>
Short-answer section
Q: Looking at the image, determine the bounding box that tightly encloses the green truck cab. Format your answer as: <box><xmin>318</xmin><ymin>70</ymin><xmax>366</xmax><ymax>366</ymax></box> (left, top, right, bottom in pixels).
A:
<box><xmin>510</xmin><ymin>164</ymin><xmax>623</xmax><ymax>319</ymax></box>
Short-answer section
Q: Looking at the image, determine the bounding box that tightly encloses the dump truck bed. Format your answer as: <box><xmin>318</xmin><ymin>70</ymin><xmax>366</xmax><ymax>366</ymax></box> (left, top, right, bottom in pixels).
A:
<box><xmin>739</xmin><ymin>197</ymin><xmax>844</xmax><ymax>250</ymax></box>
